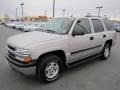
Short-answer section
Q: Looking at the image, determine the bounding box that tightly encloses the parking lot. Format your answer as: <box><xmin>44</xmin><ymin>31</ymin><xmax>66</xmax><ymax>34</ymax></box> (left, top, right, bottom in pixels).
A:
<box><xmin>0</xmin><ymin>25</ymin><xmax>120</xmax><ymax>90</ymax></box>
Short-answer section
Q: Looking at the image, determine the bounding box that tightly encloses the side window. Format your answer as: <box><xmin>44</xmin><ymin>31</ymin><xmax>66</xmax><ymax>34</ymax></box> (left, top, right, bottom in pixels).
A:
<box><xmin>92</xmin><ymin>19</ymin><xmax>104</xmax><ymax>33</ymax></box>
<box><xmin>103</xmin><ymin>19</ymin><xmax>114</xmax><ymax>31</ymax></box>
<box><xmin>78</xmin><ymin>18</ymin><xmax>91</xmax><ymax>34</ymax></box>
<box><xmin>73</xmin><ymin>23</ymin><xmax>86</xmax><ymax>34</ymax></box>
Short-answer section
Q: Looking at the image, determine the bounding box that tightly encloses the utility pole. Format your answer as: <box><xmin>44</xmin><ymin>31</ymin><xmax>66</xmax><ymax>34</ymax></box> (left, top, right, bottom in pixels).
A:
<box><xmin>96</xmin><ymin>6</ymin><xmax>103</xmax><ymax>17</ymax></box>
<box><xmin>20</xmin><ymin>3</ymin><xmax>24</xmax><ymax>21</ymax></box>
<box><xmin>53</xmin><ymin>0</ymin><xmax>55</xmax><ymax>18</ymax></box>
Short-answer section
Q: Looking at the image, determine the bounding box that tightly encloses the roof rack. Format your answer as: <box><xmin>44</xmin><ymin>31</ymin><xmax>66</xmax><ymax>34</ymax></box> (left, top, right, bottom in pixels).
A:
<box><xmin>85</xmin><ymin>15</ymin><xmax>102</xmax><ymax>18</ymax></box>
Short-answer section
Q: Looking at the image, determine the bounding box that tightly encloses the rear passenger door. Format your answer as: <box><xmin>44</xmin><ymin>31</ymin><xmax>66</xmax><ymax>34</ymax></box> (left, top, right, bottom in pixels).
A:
<box><xmin>91</xmin><ymin>19</ymin><xmax>105</xmax><ymax>53</ymax></box>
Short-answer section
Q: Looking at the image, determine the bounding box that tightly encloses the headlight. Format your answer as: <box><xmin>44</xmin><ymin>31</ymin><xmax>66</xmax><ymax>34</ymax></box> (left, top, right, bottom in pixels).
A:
<box><xmin>15</xmin><ymin>48</ymin><xmax>30</xmax><ymax>56</ymax></box>
<box><xmin>15</xmin><ymin>48</ymin><xmax>32</xmax><ymax>63</ymax></box>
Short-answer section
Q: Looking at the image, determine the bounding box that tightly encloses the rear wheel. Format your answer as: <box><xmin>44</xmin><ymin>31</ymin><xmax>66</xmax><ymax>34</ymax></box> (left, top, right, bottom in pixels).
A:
<box><xmin>36</xmin><ymin>54</ymin><xmax>63</xmax><ymax>83</ymax></box>
<box><xmin>100</xmin><ymin>43</ymin><xmax>111</xmax><ymax>60</ymax></box>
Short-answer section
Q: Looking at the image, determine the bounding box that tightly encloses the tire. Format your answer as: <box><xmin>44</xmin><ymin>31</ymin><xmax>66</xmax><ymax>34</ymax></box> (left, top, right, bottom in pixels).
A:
<box><xmin>100</xmin><ymin>43</ymin><xmax>111</xmax><ymax>60</ymax></box>
<box><xmin>36</xmin><ymin>54</ymin><xmax>63</xmax><ymax>83</ymax></box>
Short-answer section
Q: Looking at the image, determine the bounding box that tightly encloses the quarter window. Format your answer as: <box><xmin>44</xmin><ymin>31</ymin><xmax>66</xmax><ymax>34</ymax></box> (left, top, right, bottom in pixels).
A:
<box><xmin>92</xmin><ymin>19</ymin><xmax>104</xmax><ymax>33</ymax></box>
<box><xmin>103</xmin><ymin>19</ymin><xmax>114</xmax><ymax>31</ymax></box>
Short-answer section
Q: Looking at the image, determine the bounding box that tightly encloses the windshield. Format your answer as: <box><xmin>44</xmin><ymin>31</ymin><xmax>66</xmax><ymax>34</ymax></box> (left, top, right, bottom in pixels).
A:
<box><xmin>41</xmin><ymin>18</ymin><xmax>74</xmax><ymax>34</ymax></box>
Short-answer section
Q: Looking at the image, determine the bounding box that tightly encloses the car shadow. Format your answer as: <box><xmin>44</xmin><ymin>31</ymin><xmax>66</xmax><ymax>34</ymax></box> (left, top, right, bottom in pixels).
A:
<box><xmin>13</xmin><ymin>57</ymin><xmax>102</xmax><ymax>84</ymax></box>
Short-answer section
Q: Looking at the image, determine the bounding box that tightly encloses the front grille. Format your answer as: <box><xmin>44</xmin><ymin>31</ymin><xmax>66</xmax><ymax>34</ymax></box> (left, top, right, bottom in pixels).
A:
<box><xmin>7</xmin><ymin>44</ymin><xmax>16</xmax><ymax>51</ymax></box>
<box><xmin>8</xmin><ymin>50</ymin><xmax>15</xmax><ymax>58</ymax></box>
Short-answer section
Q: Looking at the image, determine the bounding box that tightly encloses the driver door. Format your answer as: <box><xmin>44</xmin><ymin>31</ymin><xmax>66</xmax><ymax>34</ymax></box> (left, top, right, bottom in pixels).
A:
<box><xmin>69</xmin><ymin>18</ymin><xmax>98</xmax><ymax>63</ymax></box>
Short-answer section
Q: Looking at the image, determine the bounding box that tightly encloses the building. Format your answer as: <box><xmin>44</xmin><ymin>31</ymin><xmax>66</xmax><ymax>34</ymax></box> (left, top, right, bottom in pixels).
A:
<box><xmin>24</xmin><ymin>16</ymin><xmax>51</xmax><ymax>22</ymax></box>
<box><xmin>0</xmin><ymin>16</ymin><xmax>5</xmax><ymax>22</ymax></box>
<box><xmin>110</xmin><ymin>17</ymin><xmax>120</xmax><ymax>25</ymax></box>
<box><xmin>110</xmin><ymin>17</ymin><xmax>120</xmax><ymax>21</ymax></box>
<box><xmin>0</xmin><ymin>14</ymin><xmax>10</xmax><ymax>23</ymax></box>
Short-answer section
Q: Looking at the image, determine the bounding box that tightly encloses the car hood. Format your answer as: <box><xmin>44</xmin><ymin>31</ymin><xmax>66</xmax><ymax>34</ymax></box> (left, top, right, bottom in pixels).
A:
<box><xmin>7</xmin><ymin>31</ymin><xmax>62</xmax><ymax>48</ymax></box>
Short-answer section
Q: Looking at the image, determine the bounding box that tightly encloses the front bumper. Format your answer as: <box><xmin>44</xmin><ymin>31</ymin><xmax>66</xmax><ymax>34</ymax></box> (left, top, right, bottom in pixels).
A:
<box><xmin>5</xmin><ymin>54</ymin><xmax>37</xmax><ymax>76</ymax></box>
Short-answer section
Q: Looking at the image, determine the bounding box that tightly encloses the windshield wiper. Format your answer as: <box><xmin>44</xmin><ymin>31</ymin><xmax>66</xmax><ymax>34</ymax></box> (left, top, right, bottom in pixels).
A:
<box><xmin>45</xmin><ymin>29</ymin><xmax>57</xmax><ymax>33</ymax></box>
<box><xmin>36</xmin><ymin>29</ymin><xmax>58</xmax><ymax>34</ymax></box>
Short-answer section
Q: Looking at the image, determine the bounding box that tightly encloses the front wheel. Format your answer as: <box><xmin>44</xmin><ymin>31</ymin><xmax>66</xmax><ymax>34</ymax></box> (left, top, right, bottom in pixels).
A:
<box><xmin>36</xmin><ymin>54</ymin><xmax>63</xmax><ymax>83</ymax></box>
<box><xmin>100</xmin><ymin>43</ymin><xmax>111</xmax><ymax>60</ymax></box>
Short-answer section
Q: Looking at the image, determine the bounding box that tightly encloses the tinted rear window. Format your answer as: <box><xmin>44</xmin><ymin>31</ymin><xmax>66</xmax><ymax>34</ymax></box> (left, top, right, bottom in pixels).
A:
<box><xmin>103</xmin><ymin>19</ymin><xmax>114</xmax><ymax>31</ymax></box>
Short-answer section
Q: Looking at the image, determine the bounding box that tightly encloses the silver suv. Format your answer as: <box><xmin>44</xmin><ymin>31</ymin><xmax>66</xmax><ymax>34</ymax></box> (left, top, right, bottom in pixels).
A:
<box><xmin>5</xmin><ymin>17</ymin><xmax>116</xmax><ymax>83</ymax></box>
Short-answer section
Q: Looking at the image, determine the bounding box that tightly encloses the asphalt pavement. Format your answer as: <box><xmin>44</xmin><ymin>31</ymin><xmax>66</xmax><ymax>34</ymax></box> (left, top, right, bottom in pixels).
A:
<box><xmin>0</xmin><ymin>25</ymin><xmax>120</xmax><ymax>90</ymax></box>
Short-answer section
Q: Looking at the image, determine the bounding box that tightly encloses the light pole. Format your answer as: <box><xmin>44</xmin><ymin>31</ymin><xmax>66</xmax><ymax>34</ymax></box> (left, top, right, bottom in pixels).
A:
<box><xmin>16</xmin><ymin>0</ymin><xmax>18</xmax><ymax>21</ymax></box>
<box><xmin>96</xmin><ymin>6</ymin><xmax>103</xmax><ymax>17</ymax></box>
<box><xmin>62</xmin><ymin>9</ymin><xmax>66</xmax><ymax>17</ymax></box>
<box><xmin>45</xmin><ymin>10</ymin><xmax>47</xmax><ymax>16</ymax></box>
<box><xmin>20</xmin><ymin>3</ymin><xmax>24</xmax><ymax>21</ymax></box>
<box><xmin>16</xmin><ymin>8</ymin><xmax>18</xmax><ymax>21</ymax></box>
<box><xmin>86</xmin><ymin>13</ymin><xmax>92</xmax><ymax>17</ymax></box>
<box><xmin>53</xmin><ymin>0</ymin><xmax>55</xmax><ymax>18</ymax></box>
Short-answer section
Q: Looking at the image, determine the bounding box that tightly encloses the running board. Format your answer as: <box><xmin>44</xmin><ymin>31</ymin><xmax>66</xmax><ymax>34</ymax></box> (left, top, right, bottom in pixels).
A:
<box><xmin>67</xmin><ymin>53</ymin><xmax>102</xmax><ymax>67</ymax></box>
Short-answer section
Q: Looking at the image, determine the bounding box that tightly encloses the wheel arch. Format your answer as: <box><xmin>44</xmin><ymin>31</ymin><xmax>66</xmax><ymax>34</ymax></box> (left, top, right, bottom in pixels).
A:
<box><xmin>37</xmin><ymin>50</ymin><xmax>66</xmax><ymax>66</ymax></box>
<box><xmin>105</xmin><ymin>39</ymin><xmax>113</xmax><ymax>47</ymax></box>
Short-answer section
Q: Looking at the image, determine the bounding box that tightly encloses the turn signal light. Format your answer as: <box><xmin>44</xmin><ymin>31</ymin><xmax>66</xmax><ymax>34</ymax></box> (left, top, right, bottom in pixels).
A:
<box><xmin>23</xmin><ymin>57</ymin><xmax>32</xmax><ymax>63</ymax></box>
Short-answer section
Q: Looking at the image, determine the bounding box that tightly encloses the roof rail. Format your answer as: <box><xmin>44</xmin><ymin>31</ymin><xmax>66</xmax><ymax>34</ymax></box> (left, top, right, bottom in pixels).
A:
<box><xmin>86</xmin><ymin>15</ymin><xmax>105</xmax><ymax>18</ymax></box>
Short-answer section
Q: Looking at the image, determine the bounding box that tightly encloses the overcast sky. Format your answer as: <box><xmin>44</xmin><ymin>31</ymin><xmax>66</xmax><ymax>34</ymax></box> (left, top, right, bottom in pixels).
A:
<box><xmin>0</xmin><ymin>0</ymin><xmax>120</xmax><ymax>18</ymax></box>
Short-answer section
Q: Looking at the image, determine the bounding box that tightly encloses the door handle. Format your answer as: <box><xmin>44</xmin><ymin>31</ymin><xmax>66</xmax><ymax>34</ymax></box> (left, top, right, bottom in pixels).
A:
<box><xmin>90</xmin><ymin>37</ymin><xmax>94</xmax><ymax>40</ymax></box>
<box><xmin>103</xmin><ymin>35</ymin><xmax>106</xmax><ymax>38</ymax></box>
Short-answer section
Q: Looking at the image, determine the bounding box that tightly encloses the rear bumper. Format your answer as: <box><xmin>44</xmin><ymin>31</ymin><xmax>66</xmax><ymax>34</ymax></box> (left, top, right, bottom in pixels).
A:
<box><xmin>5</xmin><ymin>54</ymin><xmax>37</xmax><ymax>76</ymax></box>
